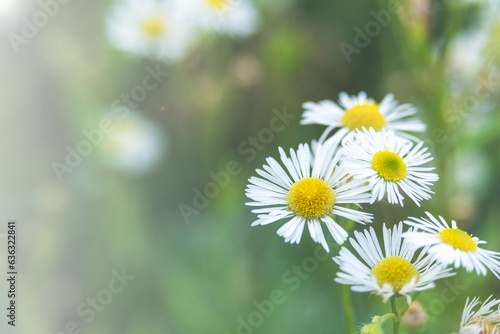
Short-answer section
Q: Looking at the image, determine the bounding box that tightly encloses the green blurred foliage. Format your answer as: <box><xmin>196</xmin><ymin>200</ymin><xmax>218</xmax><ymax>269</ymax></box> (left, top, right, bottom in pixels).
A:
<box><xmin>1</xmin><ymin>0</ymin><xmax>500</xmax><ymax>333</ymax></box>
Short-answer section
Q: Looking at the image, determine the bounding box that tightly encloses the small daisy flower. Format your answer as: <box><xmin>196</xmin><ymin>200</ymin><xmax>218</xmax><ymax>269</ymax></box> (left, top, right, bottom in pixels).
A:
<box><xmin>107</xmin><ymin>0</ymin><xmax>194</xmax><ymax>60</ymax></box>
<box><xmin>457</xmin><ymin>296</ymin><xmax>500</xmax><ymax>334</ymax></box>
<box><xmin>403</xmin><ymin>212</ymin><xmax>500</xmax><ymax>279</ymax></box>
<box><xmin>185</xmin><ymin>0</ymin><xmax>258</xmax><ymax>36</ymax></box>
<box><xmin>245</xmin><ymin>142</ymin><xmax>373</xmax><ymax>252</ymax></box>
<box><xmin>334</xmin><ymin>222</ymin><xmax>454</xmax><ymax>303</ymax></box>
<box><xmin>339</xmin><ymin>128</ymin><xmax>438</xmax><ymax>206</ymax></box>
<box><xmin>301</xmin><ymin>92</ymin><xmax>425</xmax><ymax>143</ymax></box>
<box><xmin>102</xmin><ymin>110</ymin><xmax>165</xmax><ymax>173</ymax></box>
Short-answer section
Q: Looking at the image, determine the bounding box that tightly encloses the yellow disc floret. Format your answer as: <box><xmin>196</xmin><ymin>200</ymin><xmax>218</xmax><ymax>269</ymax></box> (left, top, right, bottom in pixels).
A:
<box><xmin>372</xmin><ymin>150</ymin><xmax>407</xmax><ymax>182</ymax></box>
<box><xmin>287</xmin><ymin>177</ymin><xmax>335</xmax><ymax>220</ymax></box>
<box><xmin>141</xmin><ymin>16</ymin><xmax>166</xmax><ymax>38</ymax></box>
<box><xmin>371</xmin><ymin>256</ymin><xmax>419</xmax><ymax>293</ymax></box>
<box><xmin>207</xmin><ymin>0</ymin><xmax>230</xmax><ymax>9</ymax></box>
<box><xmin>341</xmin><ymin>102</ymin><xmax>387</xmax><ymax>131</ymax></box>
<box><xmin>439</xmin><ymin>228</ymin><xmax>478</xmax><ymax>252</ymax></box>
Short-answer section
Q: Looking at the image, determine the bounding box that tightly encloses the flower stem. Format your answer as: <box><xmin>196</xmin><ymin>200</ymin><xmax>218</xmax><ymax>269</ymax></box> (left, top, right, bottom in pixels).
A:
<box><xmin>391</xmin><ymin>297</ymin><xmax>400</xmax><ymax>334</ymax></box>
<box><xmin>400</xmin><ymin>291</ymin><xmax>422</xmax><ymax>318</ymax></box>
<box><xmin>342</xmin><ymin>285</ymin><xmax>356</xmax><ymax>334</ymax></box>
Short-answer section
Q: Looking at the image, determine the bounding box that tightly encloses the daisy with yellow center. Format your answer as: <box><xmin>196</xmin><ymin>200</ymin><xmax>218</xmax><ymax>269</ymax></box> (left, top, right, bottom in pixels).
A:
<box><xmin>403</xmin><ymin>212</ymin><xmax>500</xmax><ymax>279</ymax></box>
<box><xmin>245</xmin><ymin>142</ymin><xmax>373</xmax><ymax>252</ymax></box>
<box><xmin>301</xmin><ymin>91</ymin><xmax>425</xmax><ymax>144</ymax></box>
<box><xmin>339</xmin><ymin>128</ymin><xmax>438</xmax><ymax>206</ymax></box>
<box><xmin>102</xmin><ymin>110</ymin><xmax>165</xmax><ymax>173</ymax></box>
<box><xmin>334</xmin><ymin>222</ymin><xmax>454</xmax><ymax>303</ymax></box>
<box><xmin>206</xmin><ymin>0</ymin><xmax>231</xmax><ymax>10</ymax></box>
<box><xmin>189</xmin><ymin>0</ymin><xmax>258</xmax><ymax>36</ymax></box>
<box><xmin>457</xmin><ymin>296</ymin><xmax>500</xmax><ymax>334</ymax></box>
<box><xmin>106</xmin><ymin>0</ymin><xmax>195</xmax><ymax>60</ymax></box>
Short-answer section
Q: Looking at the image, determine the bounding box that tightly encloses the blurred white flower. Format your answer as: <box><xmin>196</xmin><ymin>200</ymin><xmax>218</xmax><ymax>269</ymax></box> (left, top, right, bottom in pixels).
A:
<box><xmin>106</xmin><ymin>0</ymin><xmax>195</xmax><ymax>60</ymax></box>
<box><xmin>102</xmin><ymin>111</ymin><xmax>165</xmax><ymax>173</ymax></box>
<box><xmin>447</xmin><ymin>29</ymin><xmax>488</xmax><ymax>82</ymax></box>
<box><xmin>185</xmin><ymin>0</ymin><xmax>259</xmax><ymax>36</ymax></box>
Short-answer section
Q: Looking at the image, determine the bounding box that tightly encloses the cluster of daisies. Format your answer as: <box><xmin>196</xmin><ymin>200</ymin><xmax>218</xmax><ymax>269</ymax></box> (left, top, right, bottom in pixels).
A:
<box><xmin>245</xmin><ymin>92</ymin><xmax>500</xmax><ymax>333</ymax></box>
<box><xmin>106</xmin><ymin>0</ymin><xmax>258</xmax><ymax>60</ymax></box>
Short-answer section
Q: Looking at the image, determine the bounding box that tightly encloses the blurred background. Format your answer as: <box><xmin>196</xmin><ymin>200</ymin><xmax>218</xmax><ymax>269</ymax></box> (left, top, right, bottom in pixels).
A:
<box><xmin>0</xmin><ymin>0</ymin><xmax>499</xmax><ymax>333</ymax></box>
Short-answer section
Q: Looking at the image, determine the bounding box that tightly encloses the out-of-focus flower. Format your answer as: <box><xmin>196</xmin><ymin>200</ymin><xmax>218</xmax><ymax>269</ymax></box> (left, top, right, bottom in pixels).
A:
<box><xmin>107</xmin><ymin>0</ymin><xmax>195</xmax><ymax>60</ymax></box>
<box><xmin>403</xmin><ymin>212</ymin><xmax>500</xmax><ymax>279</ymax></box>
<box><xmin>301</xmin><ymin>92</ymin><xmax>425</xmax><ymax>143</ymax></box>
<box><xmin>401</xmin><ymin>301</ymin><xmax>428</xmax><ymax>328</ymax></box>
<box><xmin>448</xmin><ymin>29</ymin><xmax>489</xmax><ymax>82</ymax></box>
<box><xmin>232</xmin><ymin>54</ymin><xmax>263</xmax><ymax>88</ymax></box>
<box><xmin>184</xmin><ymin>0</ymin><xmax>259</xmax><ymax>36</ymax></box>
<box><xmin>102</xmin><ymin>111</ymin><xmax>165</xmax><ymax>173</ymax></box>
<box><xmin>340</xmin><ymin>128</ymin><xmax>438</xmax><ymax>207</ymax></box>
<box><xmin>334</xmin><ymin>222</ymin><xmax>454</xmax><ymax>303</ymax></box>
<box><xmin>457</xmin><ymin>296</ymin><xmax>500</xmax><ymax>334</ymax></box>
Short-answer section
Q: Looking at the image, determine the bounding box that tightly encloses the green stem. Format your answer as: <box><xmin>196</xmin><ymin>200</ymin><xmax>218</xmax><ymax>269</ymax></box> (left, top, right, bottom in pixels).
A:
<box><xmin>342</xmin><ymin>285</ymin><xmax>356</xmax><ymax>334</ymax></box>
<box><xmin>338</xmin><ymin>212</ymin><xmax>356</xmax><ymax>334</ymax></box>
<box><xmin>400</xmin><ymin>291</ymin><xmax>422</xmax><ymax>318</ymax></box>
<box><xmin>391</xmin><ymin>297</ymin><xmax>400</xmax><ymax>334</ymax></box>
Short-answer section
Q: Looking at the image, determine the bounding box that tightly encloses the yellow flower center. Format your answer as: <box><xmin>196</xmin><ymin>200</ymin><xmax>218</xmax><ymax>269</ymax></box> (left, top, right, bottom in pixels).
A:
<box><xmin>140</xmin><ymin>16</ymin><xmax>166</xmax><ymax>38</ymax></box>
<box><xmin>371</xmin><ymin>256</ymin><xmax>419</xmax><ymax>293</ymax></box>
<box><xmin>372</xmin><ymin>150</ymin><xmax>407</xmax><ymax>182</ymax></box>
<box><xmin>341</xmin><ymin>102</ymin><xmax>387</xmax><ymax>131</ymax></box>
<box><xmin>439</xmin><ymin>228</ymin><xmax>478</xmax><ymax>251</ymax></box>
<box><xmin>286</xmin><ymin>177</ymin><xmax>335</xmax><ymax>220</ymax></box>
<box><xmin>207</xmin><ymin>0</ymin><xmax>230</xmax><ymax>9</ymax></box>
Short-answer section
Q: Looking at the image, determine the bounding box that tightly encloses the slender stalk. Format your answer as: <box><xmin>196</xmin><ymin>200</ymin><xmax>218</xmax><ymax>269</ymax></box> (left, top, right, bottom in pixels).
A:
<box><xmin>399</xmin><ymin>291</ymin><xmax>422</xmax><ymax>318</ymax></box>
<box><xmin>391</xmin><ymin>297</ymin><xmax>400</xmax><ymax>334</ymax></box>
<box><xmin>342</xmin><ymin>285</ymin><xmax>356</xmax><ymax>334</ymax></box>
<box><xmin>336</xmin><ymin>209</ymin><xmax>356</xmax><ymax>334</ymax></box>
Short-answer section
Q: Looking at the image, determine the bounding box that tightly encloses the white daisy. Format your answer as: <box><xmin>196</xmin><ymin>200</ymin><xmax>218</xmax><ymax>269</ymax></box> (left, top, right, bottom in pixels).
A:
<box><xmin>185</xmin><ymin>0</ymin><xmax>258</xmax><ymax>36</ymax></box>
<box><xmin>245</xmin><ymin>142</ymin><xmax>373</xmax><ymax>252</ymax></box>
<box><xmin>102</xmin><ymin>110</ymin><xmax>165</xmax><ymax>173</ymax></box>
<box><xmin>403</xmin><ymin>212</ymin><xmax>500</xmax><ymax>279</ymax></box>
<box><xmin>107</xmin><ymin>0</ymin><xmax>194</xmax><ymax>60</ymax></box>
<box><xmin>340</xmin><ymin>128</ymin><xmax>438</xmax><ymax>207</ymax></box>
<box><xmin>457</xmin><ymin>296</ymin><xmax>500</xmax><ymax>334</ymax></box>
<box><xmin>301</xmin><ymin>92</ymin><xmax>426</xmax><ymax>143</ymax></box>
<box><xmin>334</xmin><ymin>222</ymin><xmax>454</xmax><ymax>303</ymax></box>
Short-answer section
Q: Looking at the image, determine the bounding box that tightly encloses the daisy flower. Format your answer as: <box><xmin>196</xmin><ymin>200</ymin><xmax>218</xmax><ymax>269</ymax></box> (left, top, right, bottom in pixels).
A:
<box><xmin>333</xmin><ymin>222</ymin><xmax>454</xmax><ymax>303</ymax></box>
<box><xmin>107</xmin><ymin>0</ymin><xmax>194</xmax><ymax>60</ymax></box>
<box><xmin>403</xmin><ymin>212</ymin><xmax>500</xmax><ymax>279</ymax></box>
<box><xmin>457</xmin><ymin>296</ymin><xmax>500</xmax><ymax>334</ymax></box>
<box><xmin>339</xmin><ymin>128</ymin><xmax>438</xmax><ymax>206</ymax></box>
<box><xmin>245</xmin><ymin>142</ymin><xmax>373</xmax><ymax>252</ymax></box>
<box><xmin>185</xmin><ymin>0</ymin><xmax>258</xmax><ymax>36</ymax></box>
<box><xmin>301</xmin><ymin>91</ymin><xmax>425</xmax><ymax>143</ymax></box>
<box><xmin>102</xmin><ymin>110</ymin><xmax>165</xmax><ymax>173</ymax></box>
